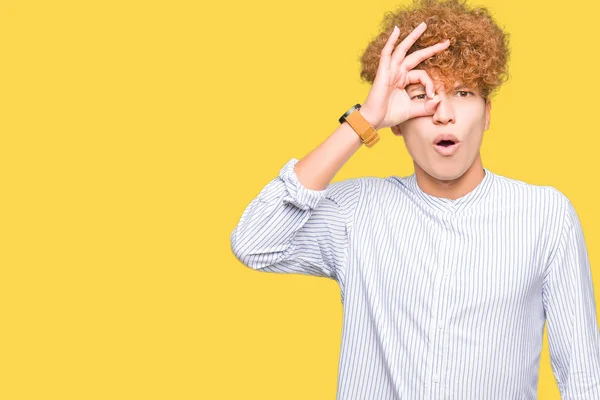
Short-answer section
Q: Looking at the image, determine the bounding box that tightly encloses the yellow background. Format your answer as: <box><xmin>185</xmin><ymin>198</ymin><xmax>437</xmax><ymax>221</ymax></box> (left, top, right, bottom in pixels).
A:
<box><xmin>1</xmin><ymin>0</ymin><xmax>598</xmax><ymax>398</ymax></box>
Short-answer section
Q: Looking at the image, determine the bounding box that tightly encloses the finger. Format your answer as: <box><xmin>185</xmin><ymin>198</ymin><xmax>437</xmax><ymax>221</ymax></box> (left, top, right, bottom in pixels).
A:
<box><xmin>405</xmin><ymin>69</ymin><xmax>436</xmax><ymax>99</ymax></box>
<box><xmin>401</xmin><ymin>39</ymin><xmax>450</xmax><ymax>71</ymax></box>
<box><xmin>409</xmin><ymin>95</ymin><xmax>441</xmax><ymax>119</ymax></box>
<box><xmin>390</xmin><ymin>22</ymin><xmax>427</xmax><ymax>67</ymax></box>
<box><xmin>378</xmin><ymin>25</ymin><xmax>402</xmax><ymax>74</ymax></box>
<box><xmin>367</xmin><ymin>26</ymin><xmax>402</xmax><ymax>114</ymax></box>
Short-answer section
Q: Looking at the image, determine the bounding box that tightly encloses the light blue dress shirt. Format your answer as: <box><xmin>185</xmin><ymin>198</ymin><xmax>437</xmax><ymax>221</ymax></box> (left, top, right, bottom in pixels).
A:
<box><xmin>230</xmin><ymin>157</ymin><xmax>600</xmax><ymax>399</ymax></box>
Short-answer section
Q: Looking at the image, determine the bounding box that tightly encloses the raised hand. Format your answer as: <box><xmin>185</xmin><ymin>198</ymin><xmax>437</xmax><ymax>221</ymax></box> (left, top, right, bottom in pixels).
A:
<box><xmin>360</xmin><ymin>23</ymin><xmax>450</xmax><ymax>130</ymax></box>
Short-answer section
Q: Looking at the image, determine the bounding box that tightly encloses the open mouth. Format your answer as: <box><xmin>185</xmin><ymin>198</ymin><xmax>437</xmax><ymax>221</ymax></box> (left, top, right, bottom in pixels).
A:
<box><xmin>433</xmin><ymin>139</ymin><xmax>460</xmax><ymax>156</ymax></box>
<box><xmin>436</xmin><ymin>140</ymin><xmax>455</xmax><ymax>147</ymax></box>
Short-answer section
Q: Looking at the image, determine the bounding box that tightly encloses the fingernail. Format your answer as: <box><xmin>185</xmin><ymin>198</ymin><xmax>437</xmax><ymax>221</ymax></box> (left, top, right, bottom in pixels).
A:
<box><xmin>420</xmin><ymin>22</ymin><xmax>426</xmax><ymax>28</ymax></box>
<box><xmin>393</xmin><ymin>25</ymin><xmax>398</xmax><ymax>33</ymax></box>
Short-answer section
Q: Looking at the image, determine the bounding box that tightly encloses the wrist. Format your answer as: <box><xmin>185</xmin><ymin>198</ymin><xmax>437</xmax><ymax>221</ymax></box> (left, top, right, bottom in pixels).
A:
<box><xmin>359</xmin><ymin>106</ymin><xmax>380</xmax><ymax>130</ymax></box>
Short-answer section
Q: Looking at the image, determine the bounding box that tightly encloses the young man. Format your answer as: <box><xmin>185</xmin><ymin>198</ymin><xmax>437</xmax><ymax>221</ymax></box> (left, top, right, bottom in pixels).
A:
<box><xmin>230</xmin><ymin>0</ymin><xmax>600</xmax><ymax>398</ymax></box>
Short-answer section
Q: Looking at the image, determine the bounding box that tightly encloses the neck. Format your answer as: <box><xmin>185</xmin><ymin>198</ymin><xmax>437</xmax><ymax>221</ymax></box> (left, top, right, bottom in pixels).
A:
<box><xmin>414</xmin><ymin>154</ymin><xmax>485</xmax><ymax>200</ymax></box>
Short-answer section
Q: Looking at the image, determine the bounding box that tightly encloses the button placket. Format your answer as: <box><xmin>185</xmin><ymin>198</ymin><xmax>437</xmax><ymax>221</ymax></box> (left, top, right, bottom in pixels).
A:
<box><xmin>438</xmin><ymin>216</ymin><xmax>459</xmax><ymax>395</ymax></box>
<box><xmin>430</xmin><ymin>213</ymin><xmax>453</xmax><ymax>389</ymax></box>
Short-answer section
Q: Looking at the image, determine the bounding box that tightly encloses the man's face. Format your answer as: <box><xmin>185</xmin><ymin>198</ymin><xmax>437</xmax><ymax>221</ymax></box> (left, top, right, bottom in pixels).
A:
<box><xmin>391</xmin><ymin>78</ymin><xmax>491</xmax><ymax>182</ymax></box>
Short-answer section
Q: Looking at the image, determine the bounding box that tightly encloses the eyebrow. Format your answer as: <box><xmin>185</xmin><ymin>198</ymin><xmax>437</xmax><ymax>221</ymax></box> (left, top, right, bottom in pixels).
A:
<box><xmin>406</xmin><ymin>84</ymin><xmax>425</xmax><ymax>91</ymax></box>
<box><xmin>406</xmin><ymin>83</ymin><xmax>472</xmax><ymax>91</ymax></box>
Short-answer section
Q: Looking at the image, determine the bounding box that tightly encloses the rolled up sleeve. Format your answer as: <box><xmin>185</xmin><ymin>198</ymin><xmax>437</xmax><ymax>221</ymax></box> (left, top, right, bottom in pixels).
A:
<box><xmin>230</xmin><ymin>158</ymin><xmax>360</xmax><ymax>282</ymax></box>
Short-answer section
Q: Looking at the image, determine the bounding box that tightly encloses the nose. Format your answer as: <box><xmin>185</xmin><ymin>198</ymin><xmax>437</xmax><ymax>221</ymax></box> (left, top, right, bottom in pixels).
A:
<box><xmin>432</xmin><ymin>94</ymin><xmax>455</xmax><ymax>125</ymax></box>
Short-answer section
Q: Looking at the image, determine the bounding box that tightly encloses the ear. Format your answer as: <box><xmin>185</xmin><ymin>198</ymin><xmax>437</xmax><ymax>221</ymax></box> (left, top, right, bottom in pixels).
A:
<box><xmin>484</xmin><ymin>98</ymin><xmax>491</xmax><ymax>131</ymax></box>
<box><xmin>390</xmin><ymin>125</ymin><xmax>402</xmax><ymax>136</ymax></box>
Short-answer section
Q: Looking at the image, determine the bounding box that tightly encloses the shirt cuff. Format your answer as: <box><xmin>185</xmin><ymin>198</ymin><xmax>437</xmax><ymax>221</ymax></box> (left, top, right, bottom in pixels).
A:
<box><xmin>279</xmin><ymin>158</ymin><xmax>328</xmax><ymax>211</ymax></box>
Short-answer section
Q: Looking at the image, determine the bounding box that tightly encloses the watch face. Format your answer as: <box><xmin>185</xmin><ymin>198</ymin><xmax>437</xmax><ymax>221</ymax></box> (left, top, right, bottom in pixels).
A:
<box><xmin>339</xmin><ymin>104</ymin><xmax>361</xmax><ymax>124</ymax></box>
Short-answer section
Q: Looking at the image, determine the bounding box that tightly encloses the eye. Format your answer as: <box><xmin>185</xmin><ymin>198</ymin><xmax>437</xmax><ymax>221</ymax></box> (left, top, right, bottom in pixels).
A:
<box><xmin>456</xmin><ymin>90</ymin><xmax>473</xmax><ymax>97</ymax></box>
<box><xmin>411</xmin><ymin>93</ymin><xmax>427</xmax><ymax>100</ymax></box>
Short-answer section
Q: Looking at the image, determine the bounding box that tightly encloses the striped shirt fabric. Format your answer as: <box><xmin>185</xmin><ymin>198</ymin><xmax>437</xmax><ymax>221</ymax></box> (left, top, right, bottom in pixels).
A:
<box><xmin>230</xmin><ymin>157</ymin><xmax>600</xmax><ymax>399</ymax></box>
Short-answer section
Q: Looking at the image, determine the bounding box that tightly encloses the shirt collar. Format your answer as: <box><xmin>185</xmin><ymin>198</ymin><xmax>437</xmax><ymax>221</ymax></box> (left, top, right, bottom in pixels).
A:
<box><xmin>405</xmin><ymin>167</ymin><xmax>496</xmax><ymax>214</ymax></box>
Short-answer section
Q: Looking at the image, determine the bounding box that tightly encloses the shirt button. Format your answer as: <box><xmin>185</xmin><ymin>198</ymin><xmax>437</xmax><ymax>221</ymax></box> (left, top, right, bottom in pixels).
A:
<box><xmin>438</xmin><ymin>320</ymin><xmax>444</xmax><ymax>329</ymax></box>
<box><xmin>433</xmin><ymin>374</ymin><xmax>440</xmax><ymax>383</ymax></box>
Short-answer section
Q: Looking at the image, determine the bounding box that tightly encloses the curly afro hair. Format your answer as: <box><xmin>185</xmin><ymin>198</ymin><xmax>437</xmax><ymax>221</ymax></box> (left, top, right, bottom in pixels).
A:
<box><xmin>359</xmin><ymin>0</ymin><xmax>510</xmax><ymax>99</ymax></box>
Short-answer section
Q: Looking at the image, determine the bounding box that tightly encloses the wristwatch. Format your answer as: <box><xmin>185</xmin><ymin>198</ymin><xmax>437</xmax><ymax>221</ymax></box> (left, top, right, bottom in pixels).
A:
<box><xmin>338</xmin><ymin>104</ymin><xmax>380</xmax><ymax>148</ymax></box>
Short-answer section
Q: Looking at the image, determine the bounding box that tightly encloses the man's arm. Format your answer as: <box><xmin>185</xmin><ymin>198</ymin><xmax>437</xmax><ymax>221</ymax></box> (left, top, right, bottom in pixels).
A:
<box><xmin>542</xmin><ymin>197</ymin><xmax>600</xmax><ymax>399</ymax></box>
<box><xmin>230</xmin><ymin>22</ymin><xmax>450</xmax><ymax>281</ymax></box>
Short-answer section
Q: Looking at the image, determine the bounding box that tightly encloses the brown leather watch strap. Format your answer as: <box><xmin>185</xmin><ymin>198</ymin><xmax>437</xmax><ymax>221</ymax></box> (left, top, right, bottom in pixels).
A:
<box><xmin>345</xmin><ymin>109</ymin><xmax>380</xmax><ymax>148</ymax></box>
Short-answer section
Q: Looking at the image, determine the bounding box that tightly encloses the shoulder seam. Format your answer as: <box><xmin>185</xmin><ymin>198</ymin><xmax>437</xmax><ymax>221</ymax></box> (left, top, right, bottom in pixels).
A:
<box><xmin>543</xmin><ymin>193</ymin><xmax>571</xmax><ymax>280</ymax></box>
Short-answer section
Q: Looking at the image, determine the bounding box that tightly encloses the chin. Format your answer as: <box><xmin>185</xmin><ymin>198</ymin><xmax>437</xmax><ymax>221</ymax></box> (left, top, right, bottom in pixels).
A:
<box><xmin>422</xmin><ymin>163</ymin><xmax>467</xmax><ymax>182</ymax></box>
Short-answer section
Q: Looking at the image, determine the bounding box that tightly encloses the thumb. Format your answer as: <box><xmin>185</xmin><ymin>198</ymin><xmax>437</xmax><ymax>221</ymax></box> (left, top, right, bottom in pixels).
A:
<box><xmin>409</xmin><ymin>95</ymin><xmax>441</xmax><ymax>119</ymax></box>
